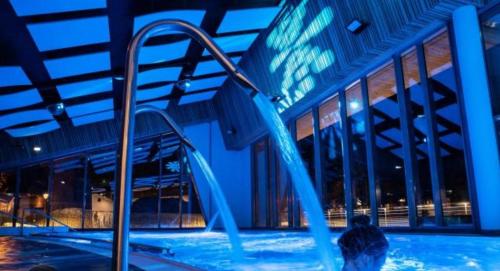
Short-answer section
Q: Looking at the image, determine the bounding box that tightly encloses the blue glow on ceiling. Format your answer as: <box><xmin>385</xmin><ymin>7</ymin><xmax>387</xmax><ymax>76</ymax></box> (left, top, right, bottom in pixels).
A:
<box><xmin>139</xmin><ymin>99</ymin><xmax>169</xmax><ymax>109</ymax></box>
<box><xmin>134</xmin><ymin>10</ymin><xmax>206</xmax><ymax>34</ymax></box>
<box><xmin>0</xmin><ymin>89</ymin><xmax>42</xmax><ymax>110</ymax></box>
<box><xmin>202</xmin><ymin>33</ymin><xmax>259</xmax><ymax>56</ymax></box>
<box><xmin>440</xmin><ymin>133</ymin><xmax>463</xmax><ymax>150</ymax></box>
<box><xmin>139</xmin><ymin>40</ymin><xmax>190</xmax><ymax>65</ymax></box>
<box><xmin>44</xmin><ymin>51</ymin><xmax>111</xmax><ymax>79</ymax></box>
<box><xmin>137</xmin><ymin>84</ymin><xmax>173</xmax><ymax>101</ymax></box>
<box><xmin>0</xmin><ymin>66</ymin><xmax>31</xmax><ymax>87</ymax></box>
<box><xmin>193</xmin><ymin>57</ymin><xmax>241</xmax><ymax>76</ymax></box>
<box><xmin>72</xmin><ymin>109</ymin><xmax>114</xmax><ymax>127</ymax></box>
<box><xmin>375</xmin><ymin>136</ymin><xmax>394</xmax><ymax>149</ymax></box>
<box><xmin>437</xmin><ymin>104</ymin><xmax>461</xmax><ymax>125</ymax></box>
<box><xmin>0</xmin><ymin>109</ymin><xmax>53</xmax><ymax>129</ymax></box>
<box><xmin>187</xmin><ymin>76</ymin><xmax>227</xmax><ymax>92</ymax></box>
<box><xmin>179</xmin><ymin>91</ymin><xmax>217</xmax><ymax>105</ymax></box>
<box><xmin>9</xmin><ymin>0</ymin><xmax>106</xmax><ymax>16</ymax></box>
<box><xmin>381</xmin><ymin>128</ymin><xmax>402</xmax><ymax>143</ymax></box>
<box><xmin>266</xmin><ymin>0</ymin><xmax>335</xmax><ymax>113</ymax></box>
<box><xmin>27</xmin><ymin>16</ymin><xmax>110</xmax><ymax>52</ymax></box>
<box><xmin>5</xmin><ymin>120</ymin><xmax>60</xmax><ymax>137</ymax></box>
<box><xmin>65</xmin><ymin>99</ymin><xmax>113</xmax><ymax>118</ymax></box>
<box><xmin>217</xmin><ymin>7</ymin><xmax>281</xmax><ymax>34</ymax></box>
<box><xmin>138</xmin><ymin>67</ymin><xmax>182</xmax><ymax>86</ymax></box>
<box><xmin>57</xmin><ymin>77</ymin><xmax>112</xmax><ymax>100</ymax></box>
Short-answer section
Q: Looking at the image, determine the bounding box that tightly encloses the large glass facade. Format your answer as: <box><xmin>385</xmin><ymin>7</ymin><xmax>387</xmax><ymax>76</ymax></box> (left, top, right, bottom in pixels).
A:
<box><xmin>367</xmin><ymin>62</ymin><xmax>409</xmax><ymax>227</ymax></box>
<box><xmin>402</xmin><ymin>47</ymin><xmax>436</xmax><ymax>225</ymax></box>
<box><xmin>52</xmin><ymin>157</ymin><xmax>84</xmax><ymax>228</ymax></box>
<box><xmin>319</xmin><ymin>95</ymin><xmax>346</xmax><ymax>227</ymax></box>
<box><xmin>423</xmin><ymin>30</ymin><xmax>471</xmax><ymax>225</ymax></box>
<box><xmin>345</xmin><ymin>82</ymin><xmax>371</xmax><ymax>216</ymax></box>
<box><xmin>482</xmin><ymin>9</ymin><xmax>500</xmax><ymax>155</ymax></box>
<box><xmin>296</xmin><ymin>112</ymin><xmax>315</xmax><ymax>226</ymax></box>
<box><xmin>252</xmin><ymin>26</ymin><xmax>478</xmax><ymax>229</ymax></box>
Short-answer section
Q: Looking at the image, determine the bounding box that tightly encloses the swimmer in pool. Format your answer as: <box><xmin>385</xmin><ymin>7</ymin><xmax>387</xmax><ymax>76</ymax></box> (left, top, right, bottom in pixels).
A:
<box><xmin>337</xmin><ymin>215</ymin><xmax>389</xmax><ymax>271</ymax></box>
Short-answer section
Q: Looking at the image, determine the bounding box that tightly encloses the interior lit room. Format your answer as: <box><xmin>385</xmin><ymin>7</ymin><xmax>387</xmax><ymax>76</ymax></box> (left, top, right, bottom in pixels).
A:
<box><xmin>0</xmin><ymin>0</ymin><xmax>499</xmax><ymax>270</ymax></box>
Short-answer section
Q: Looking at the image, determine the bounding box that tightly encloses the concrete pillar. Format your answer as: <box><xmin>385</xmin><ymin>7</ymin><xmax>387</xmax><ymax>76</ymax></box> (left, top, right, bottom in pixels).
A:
<box><xmin>452</xmin><ymin>5</ymin><xmax>500</xmax><ymax>231</ymax></box>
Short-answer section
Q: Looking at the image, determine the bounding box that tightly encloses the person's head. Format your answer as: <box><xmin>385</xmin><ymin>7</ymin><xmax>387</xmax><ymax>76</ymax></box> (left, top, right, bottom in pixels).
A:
<box><xmin>337</xmin><ymin>215</ymin><xmax>389</xmax><ymax>271</ymax></box>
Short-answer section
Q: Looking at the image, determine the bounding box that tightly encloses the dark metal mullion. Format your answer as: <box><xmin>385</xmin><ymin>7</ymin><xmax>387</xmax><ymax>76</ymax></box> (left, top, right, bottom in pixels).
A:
<box><xmin>157</xmin><ymin>137</ymin><xmax>163</xmax><ymax>229</ymax></box>
<box><xmin>416</xmin><ymin>45</ymin><xmax>446</xmax><ymax>226</ymax></box>
<box><xmin>312</xmin><ymin>107</ymin><xmax>325</xmax><ymax>209</ymax></box>
<box><xmin>13</xmin><ymin>167</ymin><xmax>21</xmax><ymax>227</ymax></box>
<box><xmin>394</xmin><ymin>56</ymin><xmax>419</xmax><ymax>228</ymax></box>
<box><xmin>81</xmin><ymin>156</ymin><xmax>89</xmax><ymax>230</ymax></box>
<box><xmin>361</xmin><ymin>77</ymin><xmax>380</xmax><ymax>226</ymax></box>
<box><xmin>178</xmin><ymin>142</ymin><xmax>184</xmax><ymax>228</ymax></box>
<box><xmin>46</xmin><ymin>162</ymin><xmax>54</xmax><ymax>227</ymax></box>
<box><xmin>290</xmin><ymin>121</ymin><xmax>301</xmax><ymax>228</ymax></box>
<box><xmin>268</xmin><ymin>139</ymin><xmax>278</xmax><ymax>228</ymax></box>
<box><xmin>339</xmin><ymin>90</ymin><xmax>355</xmax><ymax>227</ymax></box>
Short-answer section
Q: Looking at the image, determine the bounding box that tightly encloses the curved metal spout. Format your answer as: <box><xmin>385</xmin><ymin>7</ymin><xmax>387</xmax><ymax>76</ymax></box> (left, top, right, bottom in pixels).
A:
<box><xmin>112</xmin><ymin>19</ymin><xmax>262</xmax><ymax>271</ymax></box>
<box><xmin>135</xmin><ymin>105</ymin><xmax>195</xmax><ymax>151</ymax></box>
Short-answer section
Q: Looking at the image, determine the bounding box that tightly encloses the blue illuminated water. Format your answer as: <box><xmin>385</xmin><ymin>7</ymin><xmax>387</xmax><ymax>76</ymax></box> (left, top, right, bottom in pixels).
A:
<box><xmin>205</xmin><ymin>211</ymin><xmax>220</xmax><ymax>233</ymax></box>
<box><xmin>252</xmin><ymin>93</ymin><xmax>337</xmax><ymax>270</ymax></box>
<box><xmin>189</xmin><ymin>150</ymin><xmax>243</xmax><ymax>262</ymax></box>
<box><xmin>61</xmin><ymin>231</ymin><xmax>500</xmax><ymax>270</ymax></box>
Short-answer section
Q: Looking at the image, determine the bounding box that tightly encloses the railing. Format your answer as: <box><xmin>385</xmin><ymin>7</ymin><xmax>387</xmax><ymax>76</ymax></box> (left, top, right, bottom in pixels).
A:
<box><xmin>324</xmin><ymin>202</ymin><xmax>472</xmax><ymax>227</ymax></box>
<box><xmin>0</xmin><ymin>210</ymin><xmax>21</xmax><ymax>227</ymax></box>
<box><xmin>20</xmin><ymin>208</ymin><xmax>75</xmax><ymax>235</ymax></box>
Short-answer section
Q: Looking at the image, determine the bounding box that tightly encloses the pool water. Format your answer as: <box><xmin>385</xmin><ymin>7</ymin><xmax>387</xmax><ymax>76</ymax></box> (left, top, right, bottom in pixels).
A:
<box><xmin>63</xmin><ymin>231</ymin><xmax>500</xmax><ymax>271</ymax></box>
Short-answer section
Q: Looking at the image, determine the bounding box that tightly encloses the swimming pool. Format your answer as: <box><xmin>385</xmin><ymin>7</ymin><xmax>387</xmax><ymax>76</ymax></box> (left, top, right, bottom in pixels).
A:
<box><xmin>58</xmin><ymin>231</ymin><xmax>500</xmax><ymax>271</ymax></box>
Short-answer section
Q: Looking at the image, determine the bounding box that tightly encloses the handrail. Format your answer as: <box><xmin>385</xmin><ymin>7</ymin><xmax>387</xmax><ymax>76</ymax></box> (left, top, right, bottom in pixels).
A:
<box><xmin>113</xmin><ymin>19</ymin><xmax>262</xmax><ymax>271</ymax></box>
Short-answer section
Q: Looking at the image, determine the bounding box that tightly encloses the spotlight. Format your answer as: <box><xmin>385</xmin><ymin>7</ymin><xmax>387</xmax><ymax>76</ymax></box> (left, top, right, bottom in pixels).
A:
<box><xmin>270</xmin><ymin>95</ymin><xmax>284</xmax><ymax>103</ymax></box>
<box><xmin>346</xmin><ymin>19</ymin><xmax>367</xmax><ymax>34</ymax></box>
<box><xmin>395</xmin><ymin>165</ymin><xmax>402</xmax><ymax>170</ymax></box>
<box><xmin>176</xmin><ymin>79</ymin><xmax>192</xmax><ymax>91</ymax></box>
<box><xmin>114</xmin><ymin>76</ymin><xmax>124</xmax><ymax>81</ymax></box>
<box><xmin>47</xmin><ymin>102</ymin><xmax>65</xmax><ymax>116</ymax></box>
<box><xmin>33</xmin><ymin>146</ymin><xmax>42</xmax><ymax>152</ymax></box>
<box><xmin>226</xmin><ymin>127</ymin><xmax>236</xmax><ymax>135</ymax></box>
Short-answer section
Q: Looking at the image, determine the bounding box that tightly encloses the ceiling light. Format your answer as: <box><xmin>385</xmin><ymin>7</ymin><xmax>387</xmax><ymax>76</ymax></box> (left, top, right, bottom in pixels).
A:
<box><xmin>33</xmin><ymin>146</ymin><xmax>42</xmax><ymax>152</ymax></box>
<box><xmin>395</xmin><ymin>165</ymin><xmax>402</xmax><ymax>169</ymax></box>
<box><xmin>47</xmin><ymin>102</ymin><xmax>65</xmax><ymax>116</ymax></box>
<box><xmin>346</xmin><ymin>19</ymin><xmax>367</xmax><ymax>34</ymax></box>
<box><xmin>114</xmin><ymin>76</ymin><xmax>124</xmax><ymax>81</ymax></box>
<box><xmin>270</xmin><ymin>95</ymin><xmax>284</xmax><ymax>103</ymax></box>
<box><xmin>176</xmin><ymin>79</ymin><xmax>191</xmax><ymax>91</ymax></box>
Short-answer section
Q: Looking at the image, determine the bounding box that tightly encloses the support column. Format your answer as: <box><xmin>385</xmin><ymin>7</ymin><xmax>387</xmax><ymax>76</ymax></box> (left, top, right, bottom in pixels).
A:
<box><xmin>339</xmin><ymin>90</ymin><xmax>355</xmax><ymax>227</ymax></box>
<box><xmin>312</xmin><ymin>107</ymin><xmax>325</xmax><ymax>208</ymax></box>
<box><xmin>361</xmin><ymin>77</ymin><xmax>380</xmax><ymax>226</ymax></box>
<box><xmin>81</xmin><ymin>156</ymin><xmax>89</xmax><ymax>230</ymax></box>
<box><xmin>290</xmin><ymin>121</ymin><xmax>301</xmax><ymax>228</ymax></box>
<box><xmin>157</xmin><ymin>137</ymin><xmax>163</xmax><ymax>229</ymax></box>
<box><xmin>452</xmin><ymin>5</ymin><xmax>500</xmax><ymax>231</ymax></box>
<box><xmin>46</xmin><ymin>162</ymin><xmax>54</xmax><ymax>227</ymax></box>
<box><xmin>416</xmin><ymin>45</ymin><xmax>446</xmax><ymax>226</ymax></box>
<box><xmin>394</xmin><ymin>56</ymin><xmax>419</xmax><ymax>228</ymax></box>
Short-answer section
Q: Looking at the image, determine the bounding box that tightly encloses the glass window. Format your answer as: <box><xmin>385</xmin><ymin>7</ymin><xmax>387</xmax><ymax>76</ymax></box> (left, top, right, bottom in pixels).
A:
<box><xmin>345</xmin><ymin>82</ymin><xmax>371</xmax><ymax>216</ymax></box>
<box><xmin>131</xmin><ymin>139</ymin><xmax>160</xmax><ymax>228</ymax></box>
<box><xmin>368</xmin><ymin>61</ymin><xmax>409</xmax><ymax>227</ymax></box>
<box><xmin>482</xmin><ymin>11</ymin><xmax>500</xmax><ymax>154</ymax></box>
<box><xmin>274</xmin><ymin>146</ymin><xmax>291</xmax><ymax>227</ymax></box>
<box><xmin>253</xmin><ymin>138</ymin><xmax>269</xmax><ymax>227</ymax></box>
<box><xmin>86</xmin><ymin>149</ymin><xmax>114</xmax><ymax>229</ymax></box>
<box><xmin>19</xmin><ymin>164</ymin><xmax>50</xmax><ymax>227</ymax></box>
<box><xmin>319</xmin><ymin>95</ymin><xmax>346</xmax><ymax>227</ymax></box>
<box><xmin>424</xmin><ymin>29</ymin><xmax>471</xmax><ymax>225</ymax></box>
<box><xmin>402</xmin><ymin>47</ymin><xmax>436</xmax><ymax>225</ymax></box>
<box><xmin>296</xmin><ymin>111</ymin><xmax>315</xmax><ymax>227</ymax></box>
<box><xmin>0</xmin><ymin>170</ymin><xmax>16</xmax><ymax>227</ymax></box>
<box><xmin>52</xmin><ymin>157</ymin><xmax>84</xmax><ymax>228</ymax></box>
<box><xmin>182</xmin><ymin>152</ymin><xmax>206</xmax><ymax>228</ymax></box>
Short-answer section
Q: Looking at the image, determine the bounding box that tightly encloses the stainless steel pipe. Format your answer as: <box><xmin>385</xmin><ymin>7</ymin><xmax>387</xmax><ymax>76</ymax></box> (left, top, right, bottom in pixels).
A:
<box><xmin>112</xmin><ymin>19</ymin><xmax>261</xmax><ymax>270</ymax></box>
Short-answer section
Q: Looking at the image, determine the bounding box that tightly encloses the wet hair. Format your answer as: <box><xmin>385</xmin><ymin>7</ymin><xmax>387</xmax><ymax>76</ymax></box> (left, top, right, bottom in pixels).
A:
<box><xmin>337</xmin><ymin>215</ymin><xmax>389</xmax><ymax>262</ymax></box>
